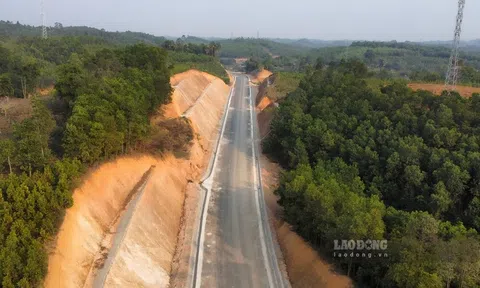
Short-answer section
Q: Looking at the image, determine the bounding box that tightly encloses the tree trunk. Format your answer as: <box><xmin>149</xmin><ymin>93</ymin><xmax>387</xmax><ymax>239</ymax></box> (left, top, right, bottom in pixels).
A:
<box><xmin>41</xmin><ymin>146</ymin><xmax>45</xmax><ymax>158</ymax></box>
<box><xmin>7</xmin><ymin>156</ymin><xmax>12</xmax><ymax>174</ymax></box>
<box><xmin>21</xmin><ymin>77</ymin><xmax>27</xmax><ymax>99</ymax></box>
<box><xmin>347</xmin><ymin>259</ymin><xmax>353</xmax><ymax>277</ymax></box>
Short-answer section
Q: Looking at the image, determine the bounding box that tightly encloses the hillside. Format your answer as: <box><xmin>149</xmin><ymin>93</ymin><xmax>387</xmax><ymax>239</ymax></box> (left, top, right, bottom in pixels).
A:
<box><xmin>0</xmin><ymin>21</ymin><xmax>228</xmax><ymax>86</ymax></box>
<box><xmin>0</xmin><ymin>41</ymin><xmax>202</xmax><ymax>287</ymax></box>
<box><xmin>0</xmin><ymin>21</ymin><xmax>166</xmax><ymax>46</ymax></box>
<box><xmin>218</xmin><ymin>38</ymin><xmax>309</xmax><ymax>58</ymax></box>
<box><xmin>271</xmin><ymin>38</ymin><xmax>351</xmax><ymax>49</ymax></box>
<box><xmin>45</xmin><ymin>70</ymin><xmax>231</xmax><ymax>287</ymax></box>
<box><xmin>308</xmin><ymin>41</ymin><xmax>480</xmax><ymax>85</ymax></box>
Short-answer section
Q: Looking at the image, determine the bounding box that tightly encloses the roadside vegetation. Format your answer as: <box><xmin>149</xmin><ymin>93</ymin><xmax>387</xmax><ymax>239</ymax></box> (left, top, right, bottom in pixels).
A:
<box><xmin>168</xmin><ymin>51</ymin><xmax>229</xmax><ymax>84</ymax></box>
<box><xmin>265</xmin><ymin>60</ymin><xmax>480</xmax><ymax>287</ymax></box>
<box><xmin>257</xmin><ymin>72</ymin><xmax>303</xmax><ymax>103</ymax></box>
<box><xmin>0</xmin><ymin>21</ymin><xmax>201</xmax><ymax>286</ymax></box>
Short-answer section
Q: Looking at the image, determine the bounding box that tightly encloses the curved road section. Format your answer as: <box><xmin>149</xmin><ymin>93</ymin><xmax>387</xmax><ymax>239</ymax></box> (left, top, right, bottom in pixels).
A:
<box><xmin>192</xmin><ymin>75</ymin><xmax>288</xmax><ymax>288</ymax></box>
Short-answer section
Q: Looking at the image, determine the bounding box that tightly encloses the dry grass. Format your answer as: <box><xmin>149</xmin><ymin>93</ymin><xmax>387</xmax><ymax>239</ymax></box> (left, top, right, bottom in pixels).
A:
<box><xmin>149</xmin><ymin>118</ymin><xmax>194</xmax><ymax>157</ymax></box>
<box><xmin>0</xmin><ymin>97</ymin><xmax>32</xmax><ymax>137</ymax></box>
<box><xmin>408</xmin><ymin>83</ymin><xmax>480</xmax><ymax>98</ymax></box>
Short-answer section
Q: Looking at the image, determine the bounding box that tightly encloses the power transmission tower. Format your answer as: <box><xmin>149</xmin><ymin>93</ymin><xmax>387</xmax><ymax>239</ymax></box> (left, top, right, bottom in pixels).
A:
<box><xmin>41</xmin><ymin>0</ymin><xmax>48</xmax><ymax>39</ymax></box>
<box><xmin>445</xmin><ymin>0</ymin><xmax>466</xmax><ymax>91</ymax></box>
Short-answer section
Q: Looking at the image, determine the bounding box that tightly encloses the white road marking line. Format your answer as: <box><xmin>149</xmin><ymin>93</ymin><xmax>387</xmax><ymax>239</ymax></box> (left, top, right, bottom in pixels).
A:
<box><xmin>193</xmin><ymin>76</ymin><xmax>237</xmax><ymax>288</ymax></box>
<box><xmin>248</xmin><ymin>77</ymin><xmax>275</xmax><ymax>288</ymax></box>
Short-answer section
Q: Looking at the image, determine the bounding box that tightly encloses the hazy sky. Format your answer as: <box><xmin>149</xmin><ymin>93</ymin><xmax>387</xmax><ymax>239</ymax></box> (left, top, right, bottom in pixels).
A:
<box><xmin>0</xmin><ymin>0</ymin><xmax>478</xmax><ymax>41</ymax></box>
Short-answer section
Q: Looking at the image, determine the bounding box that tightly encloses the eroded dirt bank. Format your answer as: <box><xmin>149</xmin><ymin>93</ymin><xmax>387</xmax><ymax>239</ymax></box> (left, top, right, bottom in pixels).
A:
<box><xmin>256</xmin><ymin>77</ymin><xmax>353</xmax><ymax>288</ymax></box>
<box><xmin>44</xmin><ymin>70</ymin><xmax>230</xmax><ymax>288</ymax></box>
<box><xmin>251</xmin><ymin>69</ymin><xmax>272</xmax><ymax>84</ymax></box>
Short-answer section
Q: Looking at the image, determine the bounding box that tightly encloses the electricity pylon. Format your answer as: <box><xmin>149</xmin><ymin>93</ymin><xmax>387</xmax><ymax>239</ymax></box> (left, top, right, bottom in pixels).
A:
<box><xmin>445</xmin><ymin>0</ymin><xmax>466</xmax><ymax>91</ymax></box>
<box><xmin>41</xmin><ymin>0</ymin><xmax>47</xmax><ymax>39</ymax></box>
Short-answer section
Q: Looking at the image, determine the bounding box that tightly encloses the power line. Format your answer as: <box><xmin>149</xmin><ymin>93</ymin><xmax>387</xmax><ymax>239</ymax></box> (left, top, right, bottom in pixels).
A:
<box><xmin>445</xmin><ymin>0</ymin><xmax>466</xmax><ymax>91</ymax></box>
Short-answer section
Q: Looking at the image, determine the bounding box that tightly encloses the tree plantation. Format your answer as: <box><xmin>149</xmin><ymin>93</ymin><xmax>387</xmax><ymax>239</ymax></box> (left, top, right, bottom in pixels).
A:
<box><xmin>265</xmin><ymin>60</ymin><xmax>480</xmax><ymax>287</ymax></box>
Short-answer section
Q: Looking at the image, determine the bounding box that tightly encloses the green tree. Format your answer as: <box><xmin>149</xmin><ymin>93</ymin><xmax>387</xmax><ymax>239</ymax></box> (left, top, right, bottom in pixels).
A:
<box><xmin>0</xmin><ymin>139</ymin><xmax>15</xmax><ymax>173</ymax></box>
<box><xmin>430</xmin><ymin>181</ymin><xmax>452</xmax><ymax>218</ymax></box>
<box><xmin>55</xmin><ymin>53</ymin><xmax>88</xmax><ymax>107</ymax></box>
<box><xmin>0</xmin><ymin>74</ymin><xmax>14</xmax><ymax>97</ymax></box>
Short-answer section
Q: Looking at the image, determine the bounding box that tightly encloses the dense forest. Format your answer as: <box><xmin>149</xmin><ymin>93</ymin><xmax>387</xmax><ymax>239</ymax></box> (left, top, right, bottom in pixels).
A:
<box><xmin>265</xmin><ymin>60</ymin><xmax>480</xmax><ymax>287</ymax></box>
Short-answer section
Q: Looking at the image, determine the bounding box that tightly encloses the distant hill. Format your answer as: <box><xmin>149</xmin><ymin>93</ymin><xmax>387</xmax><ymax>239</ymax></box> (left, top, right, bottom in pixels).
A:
<box><xmin>306</xmin><ymin>40</ymin><xmax>480</xmax><ymax>85</ymax></box>
<box><xmin>271</xmin><ymin>38</ymin><xmax>351</xmax><ymax>49</ymax></box>
<box><xmin>0</xmin><ymin>20</ymin><xmax>167</xmax><ymax>46</ymax></box>
<box><xmin>216</xmin><ymin>38</ymin><xmax>310</xmax><ymax>58</ymax></box>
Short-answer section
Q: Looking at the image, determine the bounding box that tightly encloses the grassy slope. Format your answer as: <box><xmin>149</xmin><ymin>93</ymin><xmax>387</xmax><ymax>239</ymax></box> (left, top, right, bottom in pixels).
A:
<box><xmin>259</xmin><ymin>71</ymin><xmax>304</xmax><ymax>103</ymax></box>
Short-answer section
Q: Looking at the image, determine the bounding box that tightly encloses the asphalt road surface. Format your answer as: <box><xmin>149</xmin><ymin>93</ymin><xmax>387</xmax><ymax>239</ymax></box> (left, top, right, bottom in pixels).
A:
<box><xmin>197</xmin><ymin>75</ymin><xmax>287</xmax><ymax>288</ymax></box>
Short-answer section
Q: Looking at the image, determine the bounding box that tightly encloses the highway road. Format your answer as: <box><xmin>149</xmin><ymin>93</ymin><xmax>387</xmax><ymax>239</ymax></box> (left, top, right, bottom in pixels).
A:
<box><xmin>192</xmin><ymin>75</ymin><xmax>288</xmax><ymax>288</ymax></box>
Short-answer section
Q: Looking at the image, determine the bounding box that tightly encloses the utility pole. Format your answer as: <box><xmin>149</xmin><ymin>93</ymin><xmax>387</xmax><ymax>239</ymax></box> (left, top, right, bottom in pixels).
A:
<box><xmin>445</xmin><ymin>0</ymin><xmax>466</xmax><ymax>91</ymax></box>
<box><xmin>41</xmin><ymin>0</ymin><xmax>48</xmax><ymax>39</ymax></box>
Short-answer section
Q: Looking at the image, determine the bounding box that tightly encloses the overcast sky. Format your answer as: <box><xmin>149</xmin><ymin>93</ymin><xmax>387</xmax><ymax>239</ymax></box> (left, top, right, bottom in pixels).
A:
<box><xmin>0</xmin><ymin>0</ymin><xmax>478</xmax><ymax>41</ymax></box>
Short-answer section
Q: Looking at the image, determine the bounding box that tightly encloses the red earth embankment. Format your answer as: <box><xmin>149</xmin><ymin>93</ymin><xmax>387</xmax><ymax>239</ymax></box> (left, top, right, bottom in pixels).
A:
<box><xmin>251</xmin><ymin>69</ymin><xmax>273</xmax><ymax>84</ymax></box>
<box><xmin>44</xmin><ymin>70</ymin><xmax>230</xmax><ymax>288</ymax></box>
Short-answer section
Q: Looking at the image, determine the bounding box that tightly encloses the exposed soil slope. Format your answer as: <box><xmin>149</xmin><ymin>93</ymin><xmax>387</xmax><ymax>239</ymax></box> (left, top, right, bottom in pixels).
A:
<box><xmin>408</xmin><ymin>83</ymin><xmax>480</xmax><ymax>97</ymax></box>
<box><xmin>44</xmin><ymin>70</ymin><xmax>230</xmax><ymax>288</ymax></box>
<box><xmin>258</xmin><ymin>96</ymin><xmax>273</xmax><ymax>112</ymax></box>
<box><xmin>251</xmin><ymin>69</ymin><xmax>273</xmax><ymax>84</ymax></box>
<box><xmin>255</xmin><ymin>74</ymin><xmax>277</xmax><ymax>139</ymax></box>
<box><xmin>44</xmin><ymin>157</ymin><xmax>160</xmax><ymax>288</ymax></box>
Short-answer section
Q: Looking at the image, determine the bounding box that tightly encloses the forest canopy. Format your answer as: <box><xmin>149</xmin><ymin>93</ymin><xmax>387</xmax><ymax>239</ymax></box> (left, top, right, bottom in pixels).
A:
<box><xmin>265</xmin><ymin>59</ymin><xmax>480</xmax><ymax>287</ymax></box>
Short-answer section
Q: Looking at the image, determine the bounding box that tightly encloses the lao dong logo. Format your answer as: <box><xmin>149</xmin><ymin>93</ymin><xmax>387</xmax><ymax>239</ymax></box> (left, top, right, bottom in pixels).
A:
<box><xmin>333</xmin><ymin>240</ymin><xmax>388</xmax><ymax>259</ymax></box>
<box><xmin>334</xmin><ymin>239</ymin><xmax>388</xmax><ymax>251</ymax></box>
